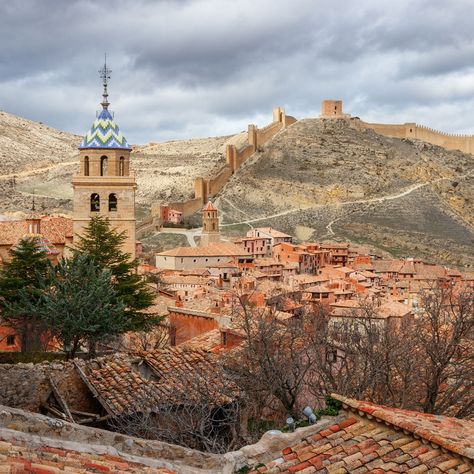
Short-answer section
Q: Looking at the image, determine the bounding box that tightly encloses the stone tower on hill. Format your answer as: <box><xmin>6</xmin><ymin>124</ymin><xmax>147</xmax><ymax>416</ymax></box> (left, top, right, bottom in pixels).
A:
<box><xmin>72</xmin><ymin>60</ymin><xmax>136</xmax><ymax>258</ymax></box>
<box><xmin>200</xmin><ymin>200</ymin><xmax>220</xmax><ymax>247</ymax></box>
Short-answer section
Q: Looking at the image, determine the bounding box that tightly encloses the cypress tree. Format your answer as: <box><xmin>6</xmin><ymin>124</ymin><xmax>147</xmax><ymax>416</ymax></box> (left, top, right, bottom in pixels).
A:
<box><xmin>0</xmin><ymin>237</ymin><xmax>51</xmax><ymax>352</ymax></box>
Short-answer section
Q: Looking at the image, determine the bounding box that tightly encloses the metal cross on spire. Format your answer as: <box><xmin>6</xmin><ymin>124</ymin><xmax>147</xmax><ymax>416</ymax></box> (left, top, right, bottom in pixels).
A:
<box><xmin>99</xmin><ymin>53</ymin><xmax>112</xmax><ymax>110</ymax></box>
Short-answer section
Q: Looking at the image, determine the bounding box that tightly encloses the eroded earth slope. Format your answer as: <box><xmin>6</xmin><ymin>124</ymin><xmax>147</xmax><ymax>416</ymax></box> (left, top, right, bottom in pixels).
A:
<box><xmin>217</xmin><ymin>119</ymin><xmax>474</xmax><ymax>267</ymax></box>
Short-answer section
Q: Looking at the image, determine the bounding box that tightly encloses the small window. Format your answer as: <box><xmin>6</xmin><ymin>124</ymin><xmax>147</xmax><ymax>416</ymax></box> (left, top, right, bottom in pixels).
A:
<box><xmin>100</xmin><ymin>156</ymin><xmax>108</xmax><ymax>176</ymax></box>
<box><xmin>119</xmin><ymin>156</ymin><xmax>125</xmax><ymax>176</ymax></box>
<box><xmin>6</xmin><ymin>335</ymin><xmax>15</xmax><ymax>346</ymax></box>
<box><xmin>90</xmin><ymin>193</ymin><xmax>100</xmax><ymax>212</ymax></box>
<box><xmin>84</xmin><ymin>156</ymin><xmax>89</xmax><ymax>176</ymax></box>
<box><xmin>108</xmin><ymin>193</ymin><xmax>117</xmax><ymax>212</ymax></box>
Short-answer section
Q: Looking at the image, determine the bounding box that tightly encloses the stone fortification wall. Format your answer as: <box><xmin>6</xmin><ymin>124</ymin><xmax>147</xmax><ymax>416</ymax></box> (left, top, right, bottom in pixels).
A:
<box><xmin>320</xmin><ymin>100</ymin><xmax>474</xmax><ymax>155</ymax></box>
<box><xmin>349</xmin><ymin>116</ymin><xmax>474</xmax><ymax>155</ymax></box>
<box><xmin>153</xmin><ymin>107</ymin><xmax>296</xmax><ymax>220</ymax></box>
<box><xmin>413</xmin><ymin>124</ymin><xmax>474</xmax><ymax>154</ymax></box>
<box><xmin>356</xmin><ymin>121</ymin><xmax>409</xmax><ymax>139</ymax></box>
<box><xmin>208</xmin><ymin>165</ymin><xmax>233</xmax><ymax>197</ymax></box>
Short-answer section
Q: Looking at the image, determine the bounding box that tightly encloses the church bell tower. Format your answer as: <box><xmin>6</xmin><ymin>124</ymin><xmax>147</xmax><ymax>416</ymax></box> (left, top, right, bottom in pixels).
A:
<box><xmin>72</xmin><ymin>59</ymin><xmax>136</xmax><ymax>258</ymax></box>
<box><xmin>200</xmin><ymin>200</ymin><xmax>220</xmax><ymax>246</ymax></box>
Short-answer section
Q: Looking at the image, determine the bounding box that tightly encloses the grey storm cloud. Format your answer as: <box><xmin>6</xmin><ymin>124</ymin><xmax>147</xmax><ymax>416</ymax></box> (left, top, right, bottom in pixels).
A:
<box><xmin>1</xmin><ymin>0</ymin><xmax>474</xmax><ymax>143</ymax></box>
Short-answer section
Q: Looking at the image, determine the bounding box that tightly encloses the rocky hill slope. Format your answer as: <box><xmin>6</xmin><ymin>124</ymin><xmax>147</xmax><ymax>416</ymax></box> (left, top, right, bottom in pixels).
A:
<box><xmin>0</xmin><ymin>111</ymin><xmax>242</xmax><ymax>217</ymax></box>
<box><xmin>217</xmin><ymin>118</ymin><xmax>474</xmax><ymax>267</ymax></box>
<box><xmin>1</xmin><ymin>110</ymin><xmax>473</xmax><ymax>267</ymax></box>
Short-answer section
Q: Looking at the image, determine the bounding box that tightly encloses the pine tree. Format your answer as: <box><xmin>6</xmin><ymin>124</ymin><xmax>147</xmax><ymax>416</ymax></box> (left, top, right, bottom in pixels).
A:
<box><xmin>23</xmin><ymin>254</ymin><xmax>129</xmax><ymax>359</ymax></box>
<box><xmin>0</xmin><ymin>237</ymin><xmax>52</xmax><ymax>352</ymax></box>
<box><xmin>73</xmin><ymin>216</ymin><xmax>159</xmax><ymax>331</ymax></box>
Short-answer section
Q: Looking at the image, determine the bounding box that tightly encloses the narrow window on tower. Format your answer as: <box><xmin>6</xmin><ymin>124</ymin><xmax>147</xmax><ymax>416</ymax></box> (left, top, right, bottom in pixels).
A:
<box><xmin>119</xmin><ymin>156</ymin><xmax>125</xmax><ymax>176</ymax></box>
<box><xmin>91</xmin><ymin>193</ymin><xmax>100</xmax><ymax>212</ymax></box>
<box><xmin>84</xmin><ymin>156</ymin><xmax>89</xmax><ymax>176</ymax></box>
<box><xmin>100</xmin><ymin>156</ymin><xmax>108</xmax><ymax>176</ymax></box>
<box><xmin>109</xmin><ymin>193</ymin><xmax>118</xmax><ymax>212</ymax></box>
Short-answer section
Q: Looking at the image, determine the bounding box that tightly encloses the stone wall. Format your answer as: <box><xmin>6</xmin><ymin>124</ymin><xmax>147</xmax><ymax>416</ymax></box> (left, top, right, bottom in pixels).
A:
<box><xmin>152</xmin><ymin>107</ymin><xmax>297</xmax><ymax>221</ymax></box>
<box><xmin>355</xmin><ymin>119</ymin><xmax>474</xmax><ymax>154</ymax></box>
<box><xmin>0</xmin><ymin>404</ymin><xmax>230</xmax><ymax>473</ymax></box>
<box><xmin>319</xmin><ymin>99</ymin><xmax>474</xmax><ymax>155</ymax></box>
<box><xmin>168</xmin><ymin>308</ymin><xmax>219</xmax><ymax>345</ymax></box>
<box><xmin>0</xmin><ymin>361</ymin><xmax>93</xmax><ymax>413</ymax></box>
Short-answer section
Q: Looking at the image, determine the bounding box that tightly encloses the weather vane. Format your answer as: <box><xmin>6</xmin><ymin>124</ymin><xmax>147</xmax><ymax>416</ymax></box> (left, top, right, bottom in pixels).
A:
<box><xmin>99</xmin><ymin>53</ymin><xmax>112</xmax><ymax>110</ymax></box>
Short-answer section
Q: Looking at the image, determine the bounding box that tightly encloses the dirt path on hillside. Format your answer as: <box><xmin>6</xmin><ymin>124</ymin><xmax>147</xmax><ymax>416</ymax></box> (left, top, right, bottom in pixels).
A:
<box><xmin>0</xmin><ymin>161</ymin><xmax>76</xmax><ymax>180</ymax></box>
<box><xmin>221</xmin><ymin>173</ymin><xmax>473</xmax><ymax>227</ymax></box>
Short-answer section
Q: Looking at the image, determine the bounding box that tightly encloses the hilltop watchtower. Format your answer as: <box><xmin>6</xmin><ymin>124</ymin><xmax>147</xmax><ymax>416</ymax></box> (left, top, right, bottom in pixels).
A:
<box><xmin>72</xmin><ymin>60</ymin><xmax>137</xmax><ymax>258</ymax></box>
<box><xmin>321</xmin><ymin>100</ymin><xmax>349</xmax><ymax>118</ymax></box>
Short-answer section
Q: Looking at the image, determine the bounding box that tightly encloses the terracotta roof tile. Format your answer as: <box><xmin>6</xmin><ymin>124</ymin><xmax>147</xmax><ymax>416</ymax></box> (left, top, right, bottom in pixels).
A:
<box><xmin>333</xmin><ymin>394</ymin><xmax>474</xmax><ymax>461</ymax></box>
<box><xmin>80</xmin><ymin>348</ymin><xmax>240</xmax><ymax>416</ymax></box>
<box><xmin>249</xmin><ymin>395</ymin><xmax>474</xmax><ymax>474</ymax></box>
<box><xmin>0</xmin><ymin>436</ymin><xmax>174</xmax><ymax>473</ymax></box>
<box><xmin>0</xmin><ymin>216</ymin><xmax>72</xmax><ymax>246</ymax></box>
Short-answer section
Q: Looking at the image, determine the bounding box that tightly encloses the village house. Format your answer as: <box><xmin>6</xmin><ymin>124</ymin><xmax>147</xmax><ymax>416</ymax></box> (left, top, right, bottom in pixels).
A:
<box><xmin>246</xmin><ymin>227</ymin><xmax>293</xmax><ymax>248</ymax></box>
<box><xmin>159</xmin><ymin>204</ymin><xmax>183</xmax><ymax>225</ymax></box>
<box><xmin>0</xmin><ymin>215</ymin><xmax>72</xmax><ymax>263</ymax></box>
<box><xmin>319</xmin><ymin>242</ymin><xmax>350</xmax><ymax>266</ymax></box>
<box><xmin>273</xmin><ymin>242</ymin><xmax>318</xmax><ymax>273</ymax></box>
<box><xmin>155</xmin><ymin>242</ymin><xmax>251</xmax><ymax>270</ymax></box>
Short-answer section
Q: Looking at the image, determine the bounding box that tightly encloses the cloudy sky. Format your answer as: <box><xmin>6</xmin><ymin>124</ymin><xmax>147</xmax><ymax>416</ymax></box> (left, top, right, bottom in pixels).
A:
<box><xmin>1</xmin><ymin>0</ymin><xmax>474</xmax><ymax>144</ymax></box>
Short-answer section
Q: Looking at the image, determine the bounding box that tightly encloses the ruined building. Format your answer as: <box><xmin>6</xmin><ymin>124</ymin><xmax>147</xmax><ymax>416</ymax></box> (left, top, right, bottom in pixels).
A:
<box><xmin>72</xmin><ymin>61</ymin><xmax>137</xmax><ymax>258</ymax></box>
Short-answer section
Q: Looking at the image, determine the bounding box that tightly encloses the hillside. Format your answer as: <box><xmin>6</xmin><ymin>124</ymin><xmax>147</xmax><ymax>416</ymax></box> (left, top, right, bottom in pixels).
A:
<box><xmin>1</xmin><ymin>110</ymin><xmax>473</xmax><ymax>267</ymax></box>
<box><xmin>0</xmin><ymin>111</ymin><xmax>243</xmax><ymax>217</ymax></box>
<box><xmin>217</xmin><ymin>118</ymin><xmax>474</xmax><ymax>267</ymax></box>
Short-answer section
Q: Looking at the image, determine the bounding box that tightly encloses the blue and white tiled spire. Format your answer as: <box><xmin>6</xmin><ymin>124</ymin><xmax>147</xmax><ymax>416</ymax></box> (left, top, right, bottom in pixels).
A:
<box><xmin>79</xmin><ymin>57</ymin><xmax>131</xmax><ymax>150</ymax></box>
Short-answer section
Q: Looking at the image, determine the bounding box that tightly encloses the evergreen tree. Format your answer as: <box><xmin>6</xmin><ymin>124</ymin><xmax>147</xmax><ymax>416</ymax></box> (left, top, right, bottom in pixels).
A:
<box><xmin>0</xmin><ymin>237</ymin><xmax>51</xmax><ymax>352</ymax></box>
<box><xmin>18</xmin><ymin>254</ymin><xmax>128</xmax><ymax>359</ymax></box>
<box><xmin>73</xmin><ymin>216</ymin><xmax>158</xmax><ymax>331</ymax></box>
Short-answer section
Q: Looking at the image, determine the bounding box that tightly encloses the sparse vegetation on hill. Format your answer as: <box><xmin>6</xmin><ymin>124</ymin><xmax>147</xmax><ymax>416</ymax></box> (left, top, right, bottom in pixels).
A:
<box><xmin>217</xmin><ymin>118</ymin><xmax>474</xmax><ymax>267</ymax></box>
<box><xmin>0</xmin><ymin>110</ymin><xmax>243</xmax><ymax>216</ymax></box>
<box><xmin>1</xmin><ymin>110</ymin><xmax>473</xmax><ymax>265</ymax></box>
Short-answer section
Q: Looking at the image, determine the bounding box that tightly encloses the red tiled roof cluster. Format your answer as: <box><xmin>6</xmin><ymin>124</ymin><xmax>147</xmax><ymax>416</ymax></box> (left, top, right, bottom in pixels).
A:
<box><xmin>336</xmin><ymin>394</ymin><xmax>474</xmax><ymax>461</ymax></box>
<box><xmin>248</xmin><ymin>395</ymin><xmax>474</xmax><ymax>473</ymax></box>
<box><xmin>0</xmin><ymin>216</ymin><xmax>72</xmax><ymax>246</ymax></box>
<box><xmin>0</xmin><ymin>437</ymin><xmax>175</xmax><ymax>473</ymax></box>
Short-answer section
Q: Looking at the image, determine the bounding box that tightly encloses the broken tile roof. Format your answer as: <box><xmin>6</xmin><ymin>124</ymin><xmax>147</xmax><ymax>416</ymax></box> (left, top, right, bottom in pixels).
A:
<box><xmin>249</xmin><ymin>394</ymin><xmax>474</xmax><ymax>473</ymax></box>
<box><xmin>79</xmin><ymin>348</ymin><xmax>240</xmax><ymax>416</ymax></box>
